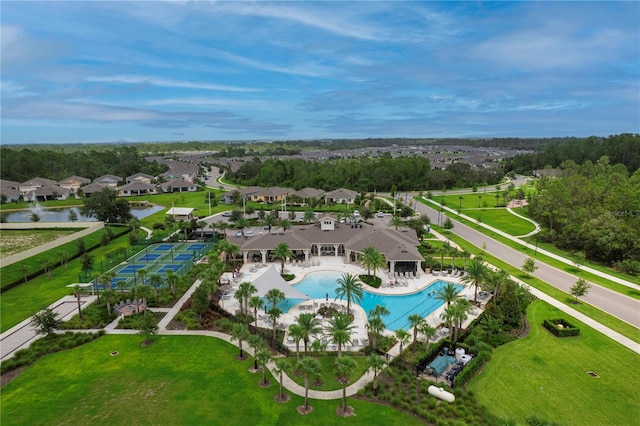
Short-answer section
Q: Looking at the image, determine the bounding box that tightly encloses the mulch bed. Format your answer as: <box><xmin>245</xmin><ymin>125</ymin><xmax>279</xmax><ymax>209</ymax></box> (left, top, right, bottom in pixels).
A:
<box><xmin>0</xmin><ymin>365</ymin><xmax>27</xmax><ymax>387</ymax></box>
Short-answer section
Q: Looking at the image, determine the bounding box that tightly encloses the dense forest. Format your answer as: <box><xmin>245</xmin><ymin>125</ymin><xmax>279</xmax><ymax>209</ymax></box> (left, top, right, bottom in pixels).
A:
<box><xmin>0</xmin><ymin>146</ymin><xmax>167</xmax><ymax>182</ymax></box>
<box><xmin>504</xmin><ymin>134</ymin><xmax>640</xmax><ymax>174</ymax></box>
<box><xmin>527</xmin><ymin>156</ymin><xmax>640</xmax><ymax>272</ymax></box>
<box><xmin>225</xmin><ymin>154</ymin><xmax>503</xmax><ymax>192</ymax></box>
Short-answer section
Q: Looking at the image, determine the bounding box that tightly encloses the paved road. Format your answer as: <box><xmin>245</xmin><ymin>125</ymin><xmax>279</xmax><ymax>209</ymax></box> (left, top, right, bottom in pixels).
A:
<box><xmin>414</xmin><ymin>202</ymin><xmax>640</xmax><ymax>328</ymax></box>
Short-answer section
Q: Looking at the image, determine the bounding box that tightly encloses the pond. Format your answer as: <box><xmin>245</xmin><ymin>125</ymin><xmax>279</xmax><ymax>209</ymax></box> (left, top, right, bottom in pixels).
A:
<box><xmin>1</xmin><ymin>205</ymin><xmax>166</xmax><ymax>223</ymax></box>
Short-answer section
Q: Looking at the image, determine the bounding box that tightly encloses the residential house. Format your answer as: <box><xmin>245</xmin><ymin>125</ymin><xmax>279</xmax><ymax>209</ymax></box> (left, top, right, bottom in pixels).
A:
<box><xmin>26</xmin><ymin>185</ymin><xmax>71</xmax><ymax>201</ymax></box>
<box><xmin>80</xmin><ymin>182</ymin><xmax>108</xmax><ymax>198</ymax></box>
<box><xmin>18</xmin><ymin>177</ymin><xmax>58</xmax><ymax>195</ymax></box>
<box><xmin>93</xmin><ymin>174</ymin><xmax>122</xmax><ymax>188</ymax></box>
<box><xmin>119</xmin><ymin>181</ymin><xmax>157</xmax><ymax>197</ymax></box>
<box><xmin>58</xmin><ymin>176</ymin><xmax>91</xmax><ymax>193</ymax></box>
<box><xmin>126</xmin><ymin>172</ymin><xmax>155</xmax><ymax>185</ymax></box>
<box><xmin>221</xmin><ymin>186</ymin><xmax>261</xmax><ymax>204</ymax></box>
<box><xmin>325</xmin><ymin>188</ymin><xmax>358</xmax><ymax>205</ymax></box>
<box><xmin>250</xmin><ymin>186</ymin><xmax>295</xmax><ymax>204</ymax></box>
<box><xmin>291</xmin><ymin>187</ymin><xmax>325</xmax><ymax>205</ymax></box>
<box><xmin>160</xmin><ymin>178</ymin><xmax>198</xmax><ymax>193</ymax></box>
<box><xmin>0</xmin><ymin>186</ymin><xmax>20</xmax><ymax>203</ymax></box>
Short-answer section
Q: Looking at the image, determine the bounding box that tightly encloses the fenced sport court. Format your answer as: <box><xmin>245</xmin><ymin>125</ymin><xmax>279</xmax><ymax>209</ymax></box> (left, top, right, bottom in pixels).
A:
<box><xmin>103</xmin><ymin>242</ymin><xmax>214</xmax><ymax>290</ymax></box>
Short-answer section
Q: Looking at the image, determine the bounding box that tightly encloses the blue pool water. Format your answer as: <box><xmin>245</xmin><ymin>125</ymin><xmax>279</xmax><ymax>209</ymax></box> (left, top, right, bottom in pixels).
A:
<box><xmin>280</xmin><ymin>271</ymin><xmax>463</xmax><ymax>331</ymax></box>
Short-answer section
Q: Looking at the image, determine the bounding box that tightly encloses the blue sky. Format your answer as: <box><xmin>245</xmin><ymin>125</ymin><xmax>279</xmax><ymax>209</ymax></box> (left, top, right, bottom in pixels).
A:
<box><xmin>1</xmin><ymin>1</ymin><xmax>638</xmax><ymax>145</ymax></box>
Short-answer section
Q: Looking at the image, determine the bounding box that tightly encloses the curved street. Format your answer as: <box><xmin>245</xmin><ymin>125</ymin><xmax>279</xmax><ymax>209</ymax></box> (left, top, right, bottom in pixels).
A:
<box><xmin>413</xmin><ymin>201</ymin><xmax>640</xmax><ymax>328</ymax></box>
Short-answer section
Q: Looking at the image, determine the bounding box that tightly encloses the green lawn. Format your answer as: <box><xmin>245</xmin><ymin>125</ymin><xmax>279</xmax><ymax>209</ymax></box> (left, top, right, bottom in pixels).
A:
<box><xmin>1</xmin><ymin>335</ymin><xmax>424</xmax><ymax>426</ymax></box>
<box><xmin>458</xmin><ymin>208</ymin><xmax>536</xmax><ymax>236</ymax></box>
<box><xmin>282</xmin><ymin>354</ymin><xmax>370</xmax><ymax>391</ymax></box>
<box><xmin>469</xmin><ymin>301</ymin><xmax>640</xmax><ymax>425</ymax></box>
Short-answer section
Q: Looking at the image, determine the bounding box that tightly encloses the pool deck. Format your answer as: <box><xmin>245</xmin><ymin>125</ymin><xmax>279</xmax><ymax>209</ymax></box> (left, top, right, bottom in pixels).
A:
<box><xmin>219</xmin><ymin>256</ymin><xmax>483</xmax><ymax>351</ymax></box>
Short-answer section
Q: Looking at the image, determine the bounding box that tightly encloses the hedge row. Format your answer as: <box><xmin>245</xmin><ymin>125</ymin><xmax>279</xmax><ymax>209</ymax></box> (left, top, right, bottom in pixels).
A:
<box><xmin>454</xmin><ymin>350</ymin><xmax>491</xmax><ymax>388</ymax></box>
<box><xmin>543</xmin><ymin>318</ymin><xmax>580</xmax><ymax>337</ymax></box>
<box><xmin>1</xmin><ymin>331</ymin><xmax>105</xmax><ymax>374</ymax></box>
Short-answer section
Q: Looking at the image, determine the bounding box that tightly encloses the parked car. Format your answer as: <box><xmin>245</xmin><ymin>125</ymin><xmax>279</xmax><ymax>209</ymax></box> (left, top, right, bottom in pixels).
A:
<box><xmin>245</xmin><ymin>230</ymin><xmax>254</xmax><ymax>237</ymax></box>
<box><xmin>222</xmin><ymin>212</ymin><xmax>231</xmax><ymax>217</ymax></box>
<box><xmin>235</xmin><ymin>230</ymin><xmax>243</xmax><ymax>237</ymax></box>
<box><xmin>353</xmin><ymin>210</ymin><xmax>360</xmax><ymax>217</ymax></box>
<box><xmin>376</xmin><ymin>212</ymin><xmax>385</xmax><ymax>218</ymax></box>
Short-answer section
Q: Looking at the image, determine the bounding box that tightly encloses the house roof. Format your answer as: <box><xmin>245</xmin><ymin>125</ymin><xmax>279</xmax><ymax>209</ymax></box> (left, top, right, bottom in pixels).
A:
<box><xmin>0</xmin><ymin>179</ymin><xmax>20</xmax><ymax>188</ymax></box>
<box><xmin>325</xmin><ymin>188</ymin><xmax>357</xmax><ymax>199</ymax></box>
<box><xmin>80</xmin><ymin>182</ymin><xmax>108</xmax><ymax>194</ymax></box>
<box><xmin>93</xmin><ymin>174</ymin><xmax>122</xmax><ymax>183</ymax></box>
<box><xmin>0</xmin><ymin>187</ymin><xmax>20</xmax><ymax>198</ymax></box>
<box><xmin>19</xmin><ymin>177</ymin><xmax>58</xmax><ymax>187</ymax></box>
<box><xmin>250</xmin><ymin>265</ymin><xmax>308</xmax><ymax>300</ymax></box>
<box><xmin>292</xmin><ymin>187</ymin><xmax>325</xmax><ymax>199</ymax></box>
<box><xmin>127</xmin><ymin>172</ymin><xmax>155</xmax><ymax>181</ymax></box>
<box><xmin>58</xmin><ymin>176</ymin><xmax>91</xmax><ymax>185</ymax></box>
<box><xmin>119</xmin><ymin>181</ymin><xmax>156</xmax><ymax>191</ymax></box>
<box><xmin>161</xmin><ymin>178</ymin><xmax>196</xmax><ymax>190</ymax></box>
<box><xmin>255</xmin><ymin>186</ymin><xmax>295</xmax><ymax>197</ymax></box>
<box><xmin>166</xmin><ymin>207</ymin><xmax>195</xmax><ymax>216</ymax></box>
<box><xmin>33</xmin><ymin>185</ymin><xmax>70</xmax><ymax>196</ymax></box>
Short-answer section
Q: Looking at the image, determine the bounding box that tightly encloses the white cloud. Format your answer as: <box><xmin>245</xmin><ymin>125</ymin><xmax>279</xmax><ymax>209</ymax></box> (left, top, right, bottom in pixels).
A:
<box><xmin>85</xmin><ymin>75</ymin><xmax>260</xmax><ymax>92</ymax></box>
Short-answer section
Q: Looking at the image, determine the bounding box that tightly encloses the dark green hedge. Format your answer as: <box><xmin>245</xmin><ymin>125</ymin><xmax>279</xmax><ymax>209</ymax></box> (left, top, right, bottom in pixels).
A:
<box><xmin>543</xmin><ymin>318</ymin><xmax>580</xmax><ymax>337</ymax></box>
<box><xmin>454</xmin><ymin>351</ymin><xmax>491</xmax><ymax>388</ymax></box>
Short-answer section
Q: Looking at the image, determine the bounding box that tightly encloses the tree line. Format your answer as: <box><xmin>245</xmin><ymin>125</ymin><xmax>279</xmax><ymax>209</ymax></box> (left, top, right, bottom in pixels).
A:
<box><xmin>225</xmin><ymin>154</ymin><xmax>502</xmax><ymax>192</ymax></box>
<box><xmin>527</xmin><ymin>156</ymin><xmax>640</xmax><ymax>272</ymax></box>
<box><xmin>0</xmin><ymin>146</ymin><xmax>167</xmax><ymax>182</ymax></box>
<box><xmin>504</xmin><ymin>133</ymin><xmax>640</xmax><ymax>174</ymax></box>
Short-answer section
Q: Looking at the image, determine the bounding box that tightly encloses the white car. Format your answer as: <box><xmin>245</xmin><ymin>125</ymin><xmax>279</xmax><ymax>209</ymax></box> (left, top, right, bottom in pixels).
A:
<box><xmin>376</xmin><ymin>212</ymin><xmax>385</xmax><ymax>218</ymax></box>
<box><xmin>353</xmin><ymin>210</ymin><xmax>360</xmax><ymax>217</ymax></box>
<box><xmin>245</xmin><ymin>230</ymin><xmax>254</xmax><ymax>237</ymax></box>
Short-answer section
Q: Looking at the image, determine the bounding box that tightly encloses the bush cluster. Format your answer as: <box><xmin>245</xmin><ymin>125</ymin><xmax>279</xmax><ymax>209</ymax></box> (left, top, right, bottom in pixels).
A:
<box><xmin>453</xmin><ymin>351</ymin><xmax>491</xmax><ymax>388</ymax></box>
<box><xmin>542</xmin><ymin>319</ymin><xmax>580</xmax><ymax>337</ymax></box>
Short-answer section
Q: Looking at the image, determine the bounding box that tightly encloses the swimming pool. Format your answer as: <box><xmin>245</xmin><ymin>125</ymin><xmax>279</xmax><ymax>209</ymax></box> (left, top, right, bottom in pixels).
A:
<box><xmin>280</xmin><ymin>271</ymin><xmax>463</xmax><ymax>331</ymax></box>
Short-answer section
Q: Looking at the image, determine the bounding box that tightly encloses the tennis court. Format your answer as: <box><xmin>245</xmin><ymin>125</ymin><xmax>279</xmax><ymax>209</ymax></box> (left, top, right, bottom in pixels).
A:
<box><xmin>100</xmin><ymin>241</ymin><xmax>215</xmax><ymax>290</ymax></box>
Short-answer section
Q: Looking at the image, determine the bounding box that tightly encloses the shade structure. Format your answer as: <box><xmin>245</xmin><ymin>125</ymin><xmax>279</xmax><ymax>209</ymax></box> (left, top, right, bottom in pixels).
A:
<box><xmin>251</xmin><ymin>265</ymin><xmax>309</xmax><ymax>300</ymax></box>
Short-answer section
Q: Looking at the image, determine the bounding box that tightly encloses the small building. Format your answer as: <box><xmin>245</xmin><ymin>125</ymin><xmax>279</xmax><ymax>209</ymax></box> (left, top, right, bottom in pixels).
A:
<box><xmin>25</xmin><ymin>185</ymin><xmax>71</xmax><ymax>201</ymax></box>
<box><xmin>221</xmin><ymin>186</ymin><xmax>261</xmax><ymax>204</ymax></box>
<box><xmin>0</xmin><ymin>186</ymin><xmax>20</xmax><ymax>203</ymax></box>
<box><xmin>251</xmin><ymin>186</ymin><xmax>294</xmax><ymax>204</ymax></box>
<box><xmin>80</xmin><ymin>182</ymin><xmax>108</xmax><ymax>198</ymax></box>
<box><xmin>291</xmin><ymin>187</ymin><xmax>325</xmax><ymax>204</ymax></box>
<box><xmin>18</xmin><ymin>177</ymin><xmax>58</xmax><ymax>195</ymax></box>
<box><xmin>166</xmin><ymin>207</ymin><xmax>196</xmax><ymax>221</ymax></box>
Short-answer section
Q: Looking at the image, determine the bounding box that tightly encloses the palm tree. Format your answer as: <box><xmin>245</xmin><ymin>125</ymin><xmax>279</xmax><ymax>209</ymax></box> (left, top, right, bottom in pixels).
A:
<box><xmin>148</xmin><ymin>274</ymin><xmax>163</xmax><ymax>305</ymax></box>
<box><xmin>461</xmin><ymin>257</ymin><xmax>488</xmax><ymax>303</ymax></box>
<box><xmin>440</xmin><ymin>305</ymin><xmax>455</xmax><ymax>341</ymax></box>
<box><xmin>136</xmin><ymin>267</ymin><xmax>147</xmax><ymax>287</ymax></box>
<box><xmin>323</xmin><ymin>313</ymin><xmax>355</xmax><ymax>357</ymax></box>
<box><xmin>255</xmin><ymin>347</ymin><xmax>273</xmax><ymax>387</ymax></box>
<box><xmin>360</xmin><ymin>246</ymin><xmax>386</xmax><ymax>278</ymax></box>
<box><xmin>235</xmin><ymin>216</ymin><xmax>249</xmax><ymax>236</ymax></box>
<box><xmin>268</xmin><ymin>307</ymin><xmax>283</xmax><ymax>339</ymax></box>
<box><xmin>237</xmin><ymin>281</ymin><xmax>258</xmax><ymax>315</ymax></box>
<box><xmin>265</xmin><ymin>288</ymin><xmax>285</xmax><ymax>311</ymax></box>
<box><xmin>273</xmin><ymin>358</ymin><xmax>290</xmax><ymax>402</ymax></box>
<box><xmin>388</xmin><ymin>215</ymin><xmax>404</xmax><ymax>230</ymax></box>
<box><xmin>335</xmin><ymin>356</ymin><xmax>357</xmax><ymax>415</ymax></box>
<box><xmin>295</xmin><ymin>313</ymin><xmax>322</xmax><ymax>355</ymax></box>
<box><xmin>461</xmin><ymin>250</ymin><xmax>471</xmax><ymax>272</ymax></box>
<box><xmin>288</xmin><ymin>324</ymin><xmax>305</xmax><ymax>361</ymax></box>
<box><xmin>407</xmin><ymin>314</ymin><xmax>424</xmax><ymax>351</ymax></box>
<box><xmin>296</xmin><ymin>356</ymin><xmax>321</xmax><ymax>414</ymax></box>
<box><xmin>136</xmin><ymin>285</ymin><xmax>151</xmax><ymax>313</ymax></box>
<box><xmin>249</xmin><ymin>295</ymin><xmax>263</xmax><ymax>329</ymax></box>
<box><xmin>116</xmin><ymin>280</ymin><xmax>127</xmax><ymax>299</ymax></box>
<box><xmin>280</xmin><ymin>218</ymin><xmax>292</xmax><ymax>232</ymax></box>
<box><xmin>395</xmin><ymin>329</ymin><xmax>410</xmax><ymax>357</ymax></box>
<box><xmin>366</xmin><ymin>316</ymin><xmax>385</xmax><ymax>350</ymax></box>
<box><xmin>230</xmin><ymin>323</ymin><xmax>250</xmax><ymax>360</ymax></box>
<box><xmin>264</xmin><ymin>214</ymin><xmax>278</xmax><ymax>233</ymax></box>
<box><xmin>334</xmin><ymin>273</ymin><xmax>364</xmax><ymax>315</ymax></box>
<box><xmin>368</xmin><ymin>304</ymin><xmax>390</xmax><ymax>320</ymax></box>
<box><xmin>434</xmin><ymin>282</ymin><xmax>460</xmax><ymax>308</ymax></box>
<box><xmin>451</xmin><ymin>298</ymin><xmax>471</xmax><ymax>343</ymax></box>
<box><xmin>73</xmin><ymin>285</ymin><xmax>83</xmax><ymax>319</ymax></box>
<box><xmin>418</xmin><ymin>322</ymin><xmax>437</xmax><ymax>351</ymax></box>
<box><xmin>248</xmin><ymin>334</ymin><xmax>266</xmax><ymax>371</ymax></box>
<box><xmin>486</xmin><ymin>269</ymin><xmax>510</xmax><ymax>300</ymax></box>
<box><xmin>367</xmin><ymin>354</ymin><xmax>386</xmax><ymax>397</ymax></box>
<box><xmin>165</xmin><ymin>270</ymin><xmax>181</xmax><ymax>300</ymax></box>
<box><xmin>303</xmin><ymin>209</ymin><xmax>316</xmax><ymax>224</ymax></box>
<box><xmin>272</xmin><ymin>243</ymin><xmax>293</xmax><ymax>276</ymax></box>
<box><xmin>103</xmin><ymin>289</ymin><xmax>118</xmax><ymax>316</ymax></box>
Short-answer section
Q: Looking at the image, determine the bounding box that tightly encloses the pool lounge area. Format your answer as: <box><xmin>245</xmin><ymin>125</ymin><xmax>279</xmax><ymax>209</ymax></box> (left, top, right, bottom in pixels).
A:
<box><xmin>222</xmin><ymin>256</ymin><xmax>483</xmax><ymax>352</ymax></box>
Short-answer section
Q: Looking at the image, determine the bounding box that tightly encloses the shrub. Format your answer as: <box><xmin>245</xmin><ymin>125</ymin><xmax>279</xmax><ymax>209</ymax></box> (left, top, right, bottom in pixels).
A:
<box><xmin>454</xmin><ymin>351</ymin><xmax>491</xmax><ymax>388</ymax></box>
<box><xmin>542</xmin><ymin>318</ymin><xmax>580</xmax><ymax>337</ymax></box>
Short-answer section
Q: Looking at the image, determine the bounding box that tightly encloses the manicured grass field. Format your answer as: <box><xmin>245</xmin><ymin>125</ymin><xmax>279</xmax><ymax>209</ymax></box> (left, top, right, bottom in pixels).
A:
<box><xmin>0</xmin><ymin>335</ymin><xmax>425</xmax><ymax>426</ymax></box>
<box><xmin>469</xmin><ymin>301</ymin><xmax>640</xmax><ymax>425</ymax></box>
